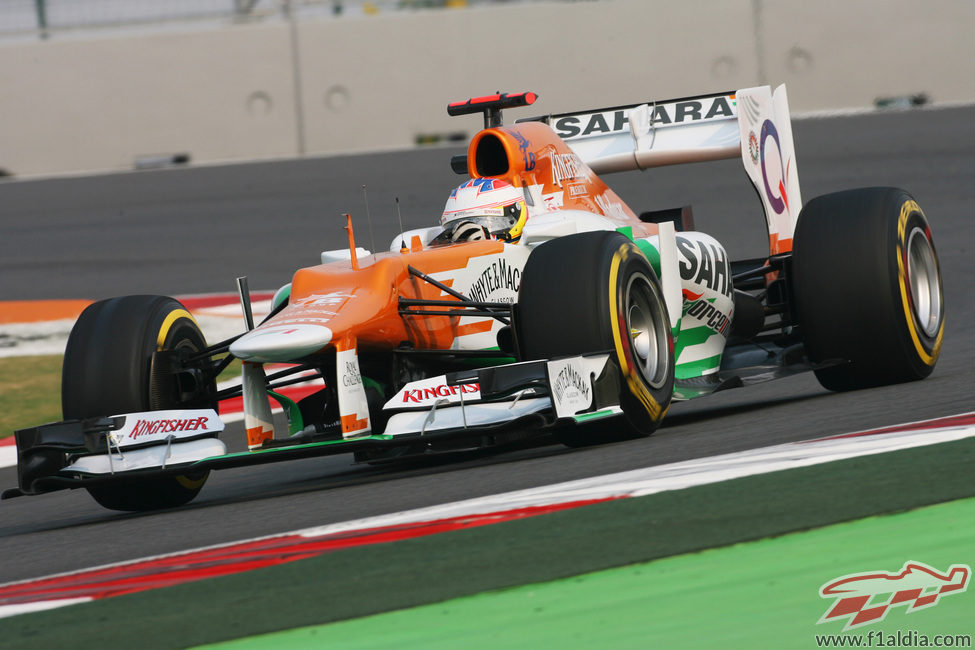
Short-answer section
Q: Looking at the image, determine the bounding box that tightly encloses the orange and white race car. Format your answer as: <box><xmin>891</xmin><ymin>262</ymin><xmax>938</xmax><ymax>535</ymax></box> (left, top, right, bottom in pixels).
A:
<box><xmin>5</xmin><ymin>86</ymin><xmax>944</xmax><ymax>511</ymax></box>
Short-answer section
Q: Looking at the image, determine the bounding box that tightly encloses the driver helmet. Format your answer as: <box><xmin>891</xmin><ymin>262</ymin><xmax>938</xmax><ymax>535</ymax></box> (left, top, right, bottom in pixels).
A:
<box><xmin>441</xmin><ymin>178</ymin><xmax>528</xmax><ymax>243</ymax></box>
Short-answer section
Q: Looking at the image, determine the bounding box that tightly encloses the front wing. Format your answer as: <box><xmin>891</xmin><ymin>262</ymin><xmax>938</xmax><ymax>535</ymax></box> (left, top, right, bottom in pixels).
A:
<box><xmin>3</xmin><ymin>354</ymin><xmax>618</xmax><ymax>499</ymax></box>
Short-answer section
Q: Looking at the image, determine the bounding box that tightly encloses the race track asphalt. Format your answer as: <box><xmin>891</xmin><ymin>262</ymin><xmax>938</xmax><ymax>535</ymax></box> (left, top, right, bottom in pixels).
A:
<box><xmin>0</xmin><ymin>105</ymin><xmax>973</xmax><ymax>584</ymax></box>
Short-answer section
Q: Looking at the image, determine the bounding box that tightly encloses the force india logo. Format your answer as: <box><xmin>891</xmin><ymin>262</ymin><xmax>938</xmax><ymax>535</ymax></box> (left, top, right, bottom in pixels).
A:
<box><xmin>818</xmin><ymin>561</ymin><xmax>970</xmax><ymax>631</ymax></box>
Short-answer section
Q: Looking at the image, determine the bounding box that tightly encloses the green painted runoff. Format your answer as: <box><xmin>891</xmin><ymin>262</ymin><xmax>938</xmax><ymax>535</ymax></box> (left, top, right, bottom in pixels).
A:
<box><xmin>202</xmin><ymin>497</ymin><xmax>975</xmax><ymax>650</ymax></box>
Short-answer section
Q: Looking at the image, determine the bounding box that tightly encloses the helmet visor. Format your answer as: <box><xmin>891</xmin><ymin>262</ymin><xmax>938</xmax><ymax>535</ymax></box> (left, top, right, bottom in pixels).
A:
<box><xmin>443</xmin><ymin>214</ymin><xmax>516</xmax><ymax>236</ymax></box>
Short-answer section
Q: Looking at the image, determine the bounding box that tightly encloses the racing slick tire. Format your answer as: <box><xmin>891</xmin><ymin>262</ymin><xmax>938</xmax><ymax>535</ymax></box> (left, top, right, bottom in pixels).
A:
<box><xmin>517</xmin><ymin>231</ymin><xmax>674</xmax><ymax>446</ymax></box>
<box><xmin>62</xmin><ymin>295</ymin><xmax>215</xmax><ymax>511</ymax></box>
<box><xmin>792</xmin><ymin>187</ymin><xmax>944</xmax><ymax>391</ymax></box>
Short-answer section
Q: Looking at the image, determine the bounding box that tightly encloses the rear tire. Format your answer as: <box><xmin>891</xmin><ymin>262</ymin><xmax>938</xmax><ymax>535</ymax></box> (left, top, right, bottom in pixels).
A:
<box><xmin>792</xmin><ymin>187</ymin><xmax>944</xmax><ymax>391</ymax></box>
<box><xmin>517</xmin><ymin>232</ymin><xmax>674</xmax><ymax>446</ymax></box>
<box><xmin>62</xmin><ymin>295</ymin><xmax>215</xmax><ymax>511</ymax></box>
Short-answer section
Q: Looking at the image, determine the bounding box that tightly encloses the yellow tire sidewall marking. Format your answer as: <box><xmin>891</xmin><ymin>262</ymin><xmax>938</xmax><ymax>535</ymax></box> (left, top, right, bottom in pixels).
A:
<box><xmin>609</xmin><ymin>245</ymin><xmax>663</xmax><ymax>421</ymax></box>
<box><xmin>157</xmin><ymin>308</ymin><xmax>199</xmax><ymax>351</ymax></box>
<box><xmin>896</xmin><ymin>200</ymin><xmax>943</xmax><ymax>366</ymax></box>
<box><xmin>609</xmin><ymin>250</ymin><xmax>628</xmax><ymax>374</ymax></box>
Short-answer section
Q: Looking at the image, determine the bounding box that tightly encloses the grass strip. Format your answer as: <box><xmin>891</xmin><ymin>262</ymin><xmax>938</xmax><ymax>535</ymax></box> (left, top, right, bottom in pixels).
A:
<box><xmin>202</xmin><ymin>496</ymin><xmax>975</xmax><ymax>649</ymax></box>
<box><xmin>0</xmin><ymin>355</ymin><xmax>245</xmax><ymax>440</ymax></box>
<box><xmin>2</xmin><ymin>436</ymin><xmax>974</xmax><ymax>649</ymax></box>
<box><xmin>0</xmin><ymin>355</ymin><xmax>63</xmax><ymax>437</ymax></box>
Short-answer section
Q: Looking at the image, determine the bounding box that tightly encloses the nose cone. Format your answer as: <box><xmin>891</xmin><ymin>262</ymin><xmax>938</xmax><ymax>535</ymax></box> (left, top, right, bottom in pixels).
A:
<box><xmin>230</xmin><ymin>323</ymin><xmax>333</xmax><ymax>363</ymax></box>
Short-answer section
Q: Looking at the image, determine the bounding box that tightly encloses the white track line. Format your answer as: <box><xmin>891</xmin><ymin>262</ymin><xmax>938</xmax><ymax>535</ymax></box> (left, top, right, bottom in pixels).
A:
<box><xmin>295</xmin><ymin>413</ymin><xmax>975</xmax><ymax>537</ymax></box>
<box><xmin>0</xmin><ymin>442</ymin><xmax>14</xmax><ymax>470</ymax></box>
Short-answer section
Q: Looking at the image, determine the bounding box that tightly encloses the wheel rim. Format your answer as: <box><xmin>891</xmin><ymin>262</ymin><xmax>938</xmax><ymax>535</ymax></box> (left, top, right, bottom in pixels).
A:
<box><xmin>625</xmin><ymin>273</ymin><xmax>669</xmax><ymax>389</ymax></box>
<box><xmin>153</xmin><ymin>317</ymin><xmax>210</xmax><ymax>410</ymax></box>
<box><xmin>906</xmin><ymin>226</ymin><xmax>942</xmax><ymax>338</ymax></box>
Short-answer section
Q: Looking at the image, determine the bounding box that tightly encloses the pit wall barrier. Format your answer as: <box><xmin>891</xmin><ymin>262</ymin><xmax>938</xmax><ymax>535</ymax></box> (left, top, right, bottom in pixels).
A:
<box><xmin>1</xmin><ymin>0</ymin><xmax>972</xmax><ymax>177</ymax></box>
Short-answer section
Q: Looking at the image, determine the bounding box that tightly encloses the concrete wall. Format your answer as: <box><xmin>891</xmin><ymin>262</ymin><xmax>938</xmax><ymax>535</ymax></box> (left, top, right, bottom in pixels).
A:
<box><xmin>760</xmin><ymin>0</ymin><xmax>975</xmax><ymax>111</ymax></box>
<box><xmin>1</xmin><ymin>0</ymin><xmax>972</xmax><ymax>177</ymax></box>
<box><xmin>0</xmin><ymin>22</ymin><xmax>299</xmax><ymax>176</ymax></box>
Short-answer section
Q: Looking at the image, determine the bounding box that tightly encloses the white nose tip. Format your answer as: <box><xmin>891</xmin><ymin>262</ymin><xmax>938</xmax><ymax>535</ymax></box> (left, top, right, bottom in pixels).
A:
<box><xmin>229</xmin><ymin>323</ymin><xmax>333</xmax><ymax>363</ymax></box>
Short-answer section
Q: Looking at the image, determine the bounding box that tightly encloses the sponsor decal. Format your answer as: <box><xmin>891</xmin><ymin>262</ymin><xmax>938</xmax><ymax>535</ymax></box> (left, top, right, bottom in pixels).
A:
<box><xmin>262</xmin><ymin>316</ymin><xmax>333</xmax><ymax>326</ymax></box>
<box><xmin>676</xmin><ymin>236</ymin><xmax>732</xmax><ymax>298</ymax></box>
<box><xmin>342</xmin><ymin>360</ymin><xmax>362</xmax><ymax>387</ymax></box>
<box><xmin>547</xmin><ymin>358</ymin><xmax>594</xmax><ymax>418</ymax></box>
<box><xmin>336</xmin><ymin>348</ymin><xmax>370</xmax><ymax>435</ymax></box>
<box><xmin>511</xmin><ymin>130</ymin><xmax>536</xmax><ymax>171</ymax></box>
<box><xmin>401</xmin><ymin>382</ymin><xmax>480</xmax><ymax>404</ymax></box>
<box><xmin>551</xmin><ymin>152</ymin><xmax>588</xmax><ymax>188</ymax></box>
<box><xmin>595</xmin><ymin>193</ymin><xmax>629</xmax><ymax>221</ymax></box>
<box><xmin>427</xmin><ymin>249</ymin><xmax>529</xmax><ymax>333</ymax></box>
<box><xmin>568</xmin><ymin>183</ymin><xmax>588</xmax><ymax>197</ymax></box>
<box><xmin>467</xmin><ymin>257</ymin><xmax>522</xmax><ymax>303</ymax></box>
<box><xmin>552</xmin><ymin>366</ymin><xmax>591</xmax><ymax>405</ymax></box>
<box><xmin>386</xmin><ymin>374</ymin><xmax>482</xmax><ymax>409</ymax></box>
<box><xmin>249</xmin><ymin>327</ymin><xmax>299</xmax><ymax>337</ymax></box>
<box><xmin>760</xmin><ymin>119</ymin><xmax>791</xmax><ymax>215</ymax></box>
<box><xmin>107</xmin><ymin>409</ymin><xmax>223</xmax><ymax>449</ymax></box>
<box><xmin>683</xmin><ymin>299</ymin><xmax>732</xmax><ymax>336</ymax></box>
<box><xmin>553</xmin><ymin>95</ymin><xmax>735</xmax><ymax>139</ymax></box>
<box><xmin>273</xmin><ymin>292</ymin><xmax>352</xmax><ymax>322</ymax></box>
<box><xmin>818</xmin><ymin>561</ymin><xmax>971</xmax><ymax>631</ymax></box>
<box><xmin>554</xmin><ymin>110</ymin><xmax>629</xmax><ymax>139</ymax></box>
<box><xmin>128</xmin><ymin>416</ymin><xmax>210</xmax><ymax>440</ymax></box>
<box><xmin>542</xmin><ymin>191</ymin><xmax>564</xmax><ymax>210</ymax></box>
<box><xmin>295</xmin><ymin>292</ymin><xmax>352</xmax><ymax>308</ymax></box>
<box><xmin>748</xmin><ymin>130</ymin><xmax>759</xmax><ymax>164</ymax></box>
<box><xmin>555</xmin><ymin>112</ymin><xmax>617</xmax><ymax>139</ymax></box>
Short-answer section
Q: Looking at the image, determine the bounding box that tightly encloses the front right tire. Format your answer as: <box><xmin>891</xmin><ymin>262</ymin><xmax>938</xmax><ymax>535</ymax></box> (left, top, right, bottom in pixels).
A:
<box><xmin>62</xmin><ymin>295</ymin><xmax>215</xmax><ymax>511</ymax></box>
<box><xmin>517</xmin><ymin>231</ymin><xmax>674</xmax><ymax>446</ymax></box>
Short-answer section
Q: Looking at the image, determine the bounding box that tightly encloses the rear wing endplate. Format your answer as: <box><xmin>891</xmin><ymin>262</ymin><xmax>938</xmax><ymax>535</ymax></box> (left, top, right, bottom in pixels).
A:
<box><xmin>522</xmin><ymin>85</ymin><xmax>803</xmax><ymax>253</ymax></box>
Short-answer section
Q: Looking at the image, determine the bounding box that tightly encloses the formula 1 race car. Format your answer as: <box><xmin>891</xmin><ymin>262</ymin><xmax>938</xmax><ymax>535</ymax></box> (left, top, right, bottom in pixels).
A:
<box><xmin>5</xmin><ymin>85</ymin><xmax>945</xmax><ymax>511</ymax></box>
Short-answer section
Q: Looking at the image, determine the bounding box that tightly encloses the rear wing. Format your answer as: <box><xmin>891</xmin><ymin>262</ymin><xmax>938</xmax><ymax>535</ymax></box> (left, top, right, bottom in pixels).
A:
<box><xmin>521</xmin><ymin>85</ymin><xmax>802</xmax><ymax>253</ymax></box>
